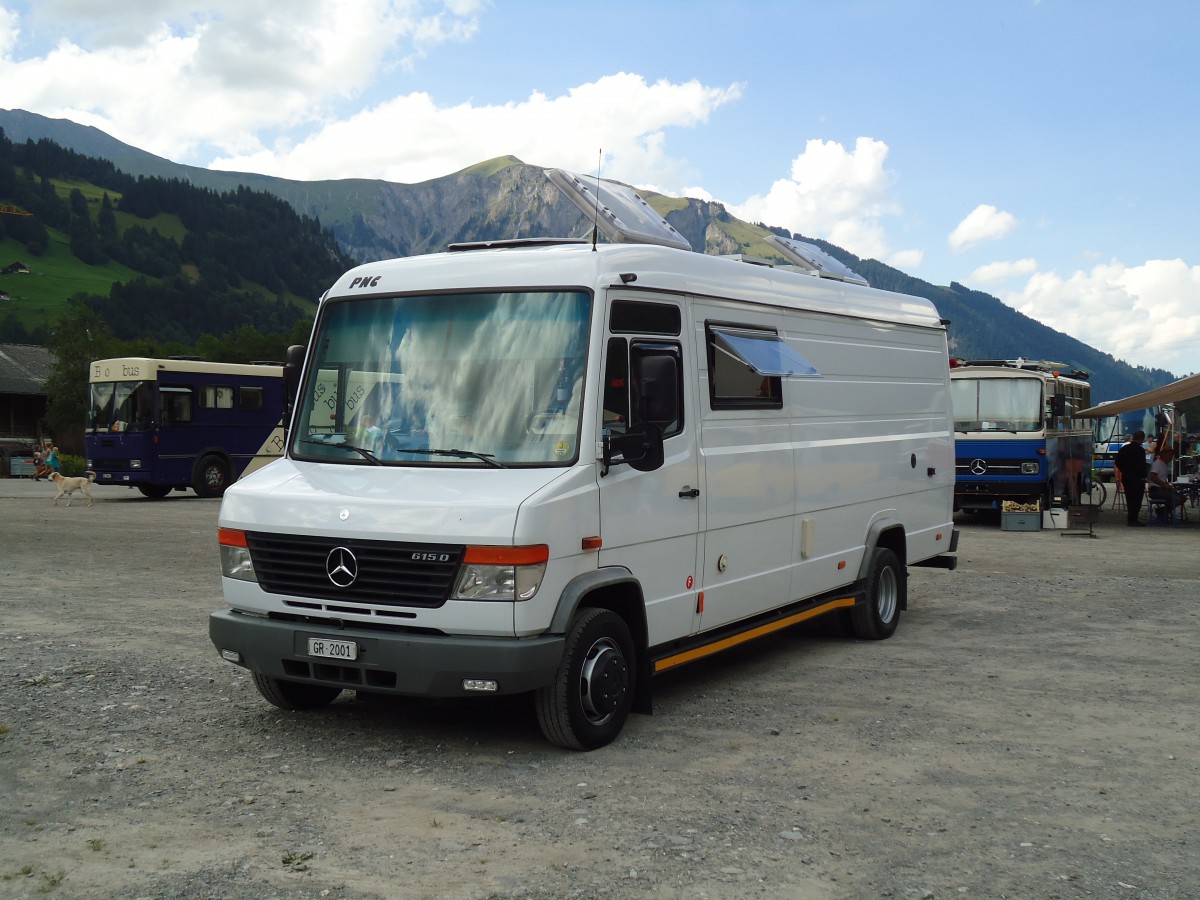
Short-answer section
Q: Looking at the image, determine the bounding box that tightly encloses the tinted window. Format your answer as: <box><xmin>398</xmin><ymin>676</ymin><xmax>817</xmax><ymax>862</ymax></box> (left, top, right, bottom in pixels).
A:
<box><xmin>610</xmin><ymin>300</ymin><xmax>681</xmax><ymax>335</ymax></box>
<box><xmin>240</xmin><ymin>386</ymin><xmax>264</xmax><ymax>412</ymax></box>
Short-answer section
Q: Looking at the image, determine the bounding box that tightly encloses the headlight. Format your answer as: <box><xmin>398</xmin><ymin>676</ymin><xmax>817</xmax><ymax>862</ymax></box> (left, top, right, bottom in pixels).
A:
<box><xmin>453</xmin><ymin>545</ymin><xmax>549</xmax><ymax>601</ymax></box>
<box><xmin>218</xmin><ymin>528</ymin><xmax>257</xmax><ymax>582</ymax></box>
<box><xmin>1021</xmin><ymin>462</ymin><xmax>1039</xmax><ymax>474</ymax></box>
<box><xmin>130</xmin><ymin>459</ymin><xmax>143</xmax><ymax>469</ymax></box>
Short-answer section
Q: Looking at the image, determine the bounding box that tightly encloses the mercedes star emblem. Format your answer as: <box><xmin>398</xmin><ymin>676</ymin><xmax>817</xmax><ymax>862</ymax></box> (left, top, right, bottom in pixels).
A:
<box><xmin>969</xmin><ymin>458</ymin><xmax>988</xmax><ymax>475</ymax></box>
<box><xmin>326</xmin><ymin>546</ymin><xmax>358</xmax><ymax>587</ymax></box>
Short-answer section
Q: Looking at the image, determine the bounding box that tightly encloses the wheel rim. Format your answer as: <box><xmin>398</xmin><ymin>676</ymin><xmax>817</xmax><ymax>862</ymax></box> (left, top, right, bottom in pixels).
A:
<box><xmin>876</xmin><ymin>566</ymin><xmax>898</xmax><ymax>624</ymax></box>
<box><xmin>578</xmin><ymin>636</ymin><xmax>628</xmax><ymax>725</ymax></box>
<box><xmin>205</xmin><ymin>465</ymin><xmax>225</xmax><ymax>489</ymax></box>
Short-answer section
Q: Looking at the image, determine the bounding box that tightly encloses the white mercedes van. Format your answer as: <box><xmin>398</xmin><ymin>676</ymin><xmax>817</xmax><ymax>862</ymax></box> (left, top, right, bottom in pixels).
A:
<box><xmin>210</xmin><ymin>172</ymin><xmax>958</xmax><ymax>749</ymax></box>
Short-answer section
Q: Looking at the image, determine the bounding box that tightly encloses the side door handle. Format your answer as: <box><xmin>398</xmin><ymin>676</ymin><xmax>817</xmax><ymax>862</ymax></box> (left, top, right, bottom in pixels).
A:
<box><xmin>678</xmin><ymin>486</ymin><xmax>700</xmax><ymax>499</ymax></box>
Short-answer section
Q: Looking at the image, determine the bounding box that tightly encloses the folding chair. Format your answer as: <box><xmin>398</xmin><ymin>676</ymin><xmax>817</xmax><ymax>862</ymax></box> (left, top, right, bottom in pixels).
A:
<box><xmin>1146</xmin><ymin>494</ymin><xmax>1176</xmax><ymax>526</ymax></box>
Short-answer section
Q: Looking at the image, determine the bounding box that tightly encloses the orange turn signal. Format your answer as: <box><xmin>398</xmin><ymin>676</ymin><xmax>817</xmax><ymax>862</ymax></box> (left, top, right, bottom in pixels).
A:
<box><xmin>218</xmin><ymin>527</ymin><xmax>247</xmax><ymax>548</ymax></box>
<box><xmin>464</xmin><ymin>545</ymin><xmax>550</xmax><ymax>565</ymax></box>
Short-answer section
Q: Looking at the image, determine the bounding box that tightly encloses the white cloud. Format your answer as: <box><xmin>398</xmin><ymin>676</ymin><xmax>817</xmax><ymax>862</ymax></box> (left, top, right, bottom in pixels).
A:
<box><xmin>971</xmin><ymin>258</ymin><xmax>1039</xmax><ymax>283</ymax></box>
<box><xmin>888</xmin><ymin>248</ymin><xmax>924</xmax><ymax>270</ymax></box>
<box><xmin>1000</xmin><ymin>258</ymin><xmax>1200</xmax><ymax>376</ymax></box>
<box><xmin>209</xmin><ymin>74</ymin><xmax>744</xmax><ymax>184</ymax></box>
<box><xmin>727</xmin><ymin>137</ymin><xmax>919</xmax><ymax>265</ymax></box>
<box><xmin>0</xmin><ymin>0</ymin><xmax>741</xmax><ymax>187</ymax></box>
<box><xmin>0</xmin><ymin>7</ymin><xmax>19</xmax><ymax>58</ymax></box>
<box><xmin>948</xmin><ymin>204</ymin><xmax>1018</xmax><ymax>253</ymax></box>
<box><xmin>0</xmin><ymin>1</ymin><xmax>485</xmax><ymax>164</ymax></box>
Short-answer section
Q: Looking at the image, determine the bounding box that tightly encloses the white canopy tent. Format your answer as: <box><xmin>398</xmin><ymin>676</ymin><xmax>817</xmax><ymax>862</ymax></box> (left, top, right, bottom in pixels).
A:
<box><xmin>1075</xmin><ymin>372</ymin><xmax>1200</xmax><ymax>418</ymax></box>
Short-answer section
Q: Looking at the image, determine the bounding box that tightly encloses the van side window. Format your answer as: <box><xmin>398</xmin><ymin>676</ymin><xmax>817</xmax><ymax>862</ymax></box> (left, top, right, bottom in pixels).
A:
<box><xmin>603</xmin><ymin>338</ymin><xmax>630</xmax><ymax>430</ymax></box>
<box><xmin>610</xmin><ymin>300</ymin><xmax>682</xmax><ymax>335</ymax></box>
<box><xmin>603</xmin><ymin>337</ymin><xmax>684</xmax><ymax>438</ymax></box>
<box><xmin>705</xmin><ymin>323</ymin><xmax>784</xmax><ymax>410</ymax></box>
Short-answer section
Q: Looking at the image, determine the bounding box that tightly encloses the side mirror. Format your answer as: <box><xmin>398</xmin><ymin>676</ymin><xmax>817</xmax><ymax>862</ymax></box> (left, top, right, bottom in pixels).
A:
<box><xmin>284</xmin><ymin>344</ymin><xmax>306</xmax><ymax>413</ymax></box>
<box><xmin>604</xmin><ymin>423</ymin><xmax>665</xmax><ymax>473</ymax></box>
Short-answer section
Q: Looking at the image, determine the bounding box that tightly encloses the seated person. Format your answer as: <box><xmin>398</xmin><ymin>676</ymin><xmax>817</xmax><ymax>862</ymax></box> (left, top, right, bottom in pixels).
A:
<box><xmin>1148</xmin><ymin>447</ymin><xmax>1186</xmax><ymax>516</ymax></box>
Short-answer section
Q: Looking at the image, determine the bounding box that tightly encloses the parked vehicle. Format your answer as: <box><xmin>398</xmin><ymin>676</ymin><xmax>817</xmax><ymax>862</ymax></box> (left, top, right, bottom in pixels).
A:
<box><xmin>950</xmin><ymin>358</ymin><xmax>1094</xmax><ymax>510</ymax></box>
<box><xmin>86</xmin><ymin>357</ymin><xmax>285</xmax><ymax>498</ymax></box>
<box><xmin>209</xmin><ymin>172</ymin><xmax>959</xmax><ymax>749</ymax></box>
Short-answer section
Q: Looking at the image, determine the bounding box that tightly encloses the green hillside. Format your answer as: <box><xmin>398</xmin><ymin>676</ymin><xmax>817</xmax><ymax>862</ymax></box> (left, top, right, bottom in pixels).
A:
<box><xmin>1</xmin><ymin>229</ymin><xmax>143</xmax><ymax>328</ymax></box>
<box><xmin>0</xmin><ymin>131</ymin><xmax>352</xmax><ymax>347</ymax></box>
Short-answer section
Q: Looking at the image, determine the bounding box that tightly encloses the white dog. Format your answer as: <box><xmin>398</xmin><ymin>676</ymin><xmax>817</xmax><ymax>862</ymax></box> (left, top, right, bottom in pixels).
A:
<box><xmin>50</xmin><ymin>471</ymin><xmax>97</xmax><ymax>507</ymax></box>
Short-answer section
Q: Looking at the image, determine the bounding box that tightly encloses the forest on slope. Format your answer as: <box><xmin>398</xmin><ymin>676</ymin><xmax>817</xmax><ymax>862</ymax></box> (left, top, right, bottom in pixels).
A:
<box><xmin>0</xmin><ymin>128</ymin><xmax>352</xmax><ymax>349</ymax></box>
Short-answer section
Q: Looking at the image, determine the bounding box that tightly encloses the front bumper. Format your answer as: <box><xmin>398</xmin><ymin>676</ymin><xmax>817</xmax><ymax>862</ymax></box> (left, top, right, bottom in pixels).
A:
<box><xmin>209</xmin><ymin>609</ymin><xmax>565</xmax><ymax>697</ymax></box>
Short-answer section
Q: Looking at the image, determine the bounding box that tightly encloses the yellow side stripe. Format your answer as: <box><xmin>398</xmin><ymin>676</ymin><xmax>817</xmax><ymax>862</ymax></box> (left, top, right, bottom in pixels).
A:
<box><xmin>653</xmin><ymin>597</ymin><xmax>857</xmax><ymax>673</ymax></box>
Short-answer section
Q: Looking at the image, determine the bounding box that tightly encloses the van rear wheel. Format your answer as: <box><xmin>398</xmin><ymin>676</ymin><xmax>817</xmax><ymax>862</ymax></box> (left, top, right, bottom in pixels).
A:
<box><xmin>535</xmin><ymin>608</ymin><xmax>635</xmax><ymax>750</ymax></box>
<box><xmin>252</xmin><ymin>674</ymin><xmax>342</xmax><ymax>710</ymax></box>
<box><xmin>850</xmin><ymin>547</ymin><xmax>905</xmax><ymax>640</ymax></box>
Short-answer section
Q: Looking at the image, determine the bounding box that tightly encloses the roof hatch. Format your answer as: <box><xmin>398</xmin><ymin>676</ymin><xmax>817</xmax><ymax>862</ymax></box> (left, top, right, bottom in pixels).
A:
<box><xmin>764</xmin><ymin>234</ymin><xmax>869</xmax><ymax>286</ymax></box>
<box><xmin>546</xmin><ymin>169</ymin><xmax>692</xmax><ymax>251</ymax></box>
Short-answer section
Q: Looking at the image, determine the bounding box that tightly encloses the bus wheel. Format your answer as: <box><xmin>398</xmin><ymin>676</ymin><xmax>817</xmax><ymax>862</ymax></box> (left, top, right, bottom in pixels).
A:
<box><xmin>535</xmin><ymin>608</ymin><xmax>635</xmax><ymax>750</ymax></box>
<box><xmin>137</xmin><ymin>484</ymin><xmax>172</xmax><ymax>499</ymax></box>
<box><xmin>850</xmin><ymin>547</ymin><xmax>905</xmax><ymax>641</ymax></box>
<box><xmin>195</xmin><ymin>455</ymin><xmax>229</xmax><ymax>498</ymax></box>
<box><xmin>252</xmin><ymin>674</ymin><xmax>342</xmax><ymax>710</ymax></box>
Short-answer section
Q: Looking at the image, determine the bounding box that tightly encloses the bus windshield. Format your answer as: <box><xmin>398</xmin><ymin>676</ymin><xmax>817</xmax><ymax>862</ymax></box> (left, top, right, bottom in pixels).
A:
<box><xmin>89</xmin><ymin>381</ymin><xmax>155</xmax><ymax>433</ymax></box>
<box><xmin>292</xmin><ymin>290</ymin><xmax>592</xmax><ymax>467</ymax></box>
<box><xmin>951</xmin><ymin>377</ymin><xmax>1043</xmax><ymax>432</ymax></box>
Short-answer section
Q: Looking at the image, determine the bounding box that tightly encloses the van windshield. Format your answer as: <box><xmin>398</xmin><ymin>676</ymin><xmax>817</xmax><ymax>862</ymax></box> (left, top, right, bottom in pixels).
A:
<box><xmin>292</xmin><ymin>290</ymin><xmax>592</xmax><ymax>467</ymax></box>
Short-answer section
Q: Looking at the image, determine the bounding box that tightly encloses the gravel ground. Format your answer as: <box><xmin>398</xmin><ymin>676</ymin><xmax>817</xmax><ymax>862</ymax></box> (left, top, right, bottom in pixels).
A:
<box><xmin>1</xmin><ymin>478</ymin><xmax>1198</xmax><ymax>900</ymax></box>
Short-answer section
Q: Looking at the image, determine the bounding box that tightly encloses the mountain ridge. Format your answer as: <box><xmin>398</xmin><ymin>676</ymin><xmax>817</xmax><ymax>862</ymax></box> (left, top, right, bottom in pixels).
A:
<box><xmin>0</xmin><ymin>107</ymin><xmax>1177</xmax><ymax>403</ymax></box>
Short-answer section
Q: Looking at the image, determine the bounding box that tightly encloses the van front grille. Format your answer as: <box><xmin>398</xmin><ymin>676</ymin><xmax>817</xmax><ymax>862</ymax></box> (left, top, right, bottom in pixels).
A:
<box><xmin>244</xmin><ymin>532</ymin><xmax>464</xmax><ymax>608</ymax></box>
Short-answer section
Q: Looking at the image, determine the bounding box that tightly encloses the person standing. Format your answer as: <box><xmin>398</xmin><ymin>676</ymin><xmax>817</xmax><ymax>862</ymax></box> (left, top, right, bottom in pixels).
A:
<box><xmin>1115</xmin><ymin>430</ymin><xmax>1149</xmax><ymax>526</ymax></box>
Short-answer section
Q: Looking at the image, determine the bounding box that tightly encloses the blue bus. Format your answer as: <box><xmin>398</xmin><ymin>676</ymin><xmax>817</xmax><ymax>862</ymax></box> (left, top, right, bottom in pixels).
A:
<box><xmin>950</xmin><ymin>359</ymin><xmax>1094</xmax><ymax>511</ymax></box>
<box><xmin>86</xmin><ymin>357</ymin><xmax>286</xmax><ymax>498</ymax></box>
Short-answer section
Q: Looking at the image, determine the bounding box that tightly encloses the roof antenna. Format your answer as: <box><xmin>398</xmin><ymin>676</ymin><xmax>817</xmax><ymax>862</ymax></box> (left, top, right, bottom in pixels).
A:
<box><xmin>591</xmin><ymin>148</ymin><xmax>602</xmax><ymax>251</ymax></box>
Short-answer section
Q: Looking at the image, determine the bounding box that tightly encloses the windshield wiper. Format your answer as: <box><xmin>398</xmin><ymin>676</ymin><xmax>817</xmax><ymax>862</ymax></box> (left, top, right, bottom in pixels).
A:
<box><xmin>300</xmin><ymin>439</ymin><xmax>383</xmax><ymax>465</ymax></box>
<box><xmin>299</xmin><ymin>439</ymin><xmax>506</xmax><ymax>468</ymax></box>
<box><xmin>392</xmin><ymin>447</ymin><xmax>506</xmax><ymax>469</ymax></box>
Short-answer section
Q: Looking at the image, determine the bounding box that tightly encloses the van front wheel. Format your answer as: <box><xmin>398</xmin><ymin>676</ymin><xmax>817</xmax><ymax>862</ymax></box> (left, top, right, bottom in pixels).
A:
<box><xmin>252</xmin><ymin>674</ymin><xmax>342</xmax><ymax>710</ymax></box>
<box><xmin>535</xmin><ymin>608</ymin><xmax>635</xmax><ymax>751</ymax></box>
<box><xmin>850</xmin><ymin>547</ymin><xmax>905</xmax><ymax>640</ymax></box>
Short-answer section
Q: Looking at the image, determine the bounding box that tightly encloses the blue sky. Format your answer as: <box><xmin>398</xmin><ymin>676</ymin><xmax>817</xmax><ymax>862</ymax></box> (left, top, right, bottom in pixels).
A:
<box><xmin>2</xmin><ymin>0</ymin><xmax>1199</xmax><ymax>377</ymax></box>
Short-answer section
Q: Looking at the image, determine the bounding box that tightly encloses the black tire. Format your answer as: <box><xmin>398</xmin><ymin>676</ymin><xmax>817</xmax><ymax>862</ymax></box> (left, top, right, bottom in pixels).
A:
<box><xmin>535</xmin><ymin>608</ymin><xmax>635</xmax><ymax>750</ymax></box>
<box><xmin>194</xmin><ymin>455</ymin><xmax>230</xmax><ymax>498</ymax></box>
<box><xmin>850</xmin><ymin>547</ymin><xmax>905</xmax><ymax>641</ymax></box>
<box><xmin>252</xmin><ymin>674</ymin><xmax>342</xmax><ymax>710</ymax></box>
<box><xmin>137</xmin><ymin>484</ymin><xmax>172</xmax><ymax>499</ymax></box>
